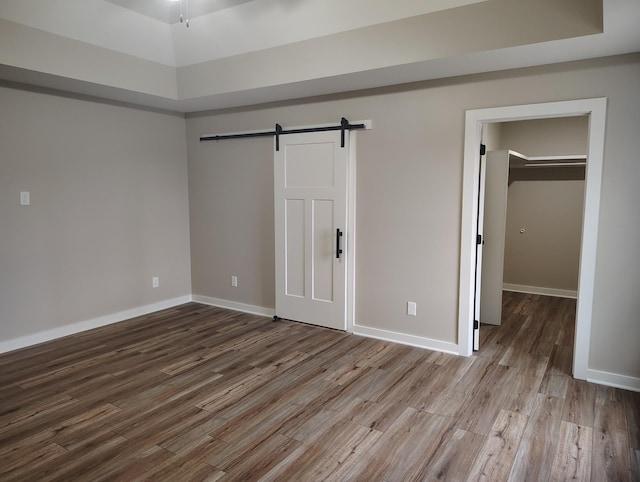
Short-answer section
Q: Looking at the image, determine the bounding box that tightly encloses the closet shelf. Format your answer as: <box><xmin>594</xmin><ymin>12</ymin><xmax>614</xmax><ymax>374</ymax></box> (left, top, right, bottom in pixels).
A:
<box><xmin>507</xmin><ymin>151</ymin><xmax>587</xmax><ymax>169</ymax></box>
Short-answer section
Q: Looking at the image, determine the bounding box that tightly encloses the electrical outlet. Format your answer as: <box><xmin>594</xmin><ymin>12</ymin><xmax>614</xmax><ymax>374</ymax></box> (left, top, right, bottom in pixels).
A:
<box><xmin>20</xmin><ymin>192</ymin><xmax>30</xmax><ymax>205</ymax></box>
<box><xmin>152</xmin><ymin>276</ymin><xmax>159</xmax><ymax>288</ymax></box>
<box><xmin>231</xmin><ymin>275</ymin><xmax>238</xmax><ymax>287</ymax></box>
<box><xmin>407</xmin><ymin>301</ymin><xmax>417</xmax><ymax>316</ymax></box>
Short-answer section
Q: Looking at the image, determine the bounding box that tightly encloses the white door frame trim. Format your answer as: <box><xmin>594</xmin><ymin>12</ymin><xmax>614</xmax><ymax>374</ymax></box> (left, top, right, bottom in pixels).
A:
<box><xmin>457</xmin><ymin>98</ymin><xmax>607</xmax><ymax>380</ymax></box>
<box><xmin>346</xmin><ymin>131</ymin><xmax>358</xmax><ymax>333</ymax></box>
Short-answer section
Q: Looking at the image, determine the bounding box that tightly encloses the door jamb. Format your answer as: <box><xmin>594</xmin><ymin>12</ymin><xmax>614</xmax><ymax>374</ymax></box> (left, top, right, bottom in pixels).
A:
<box><xmin>457</xmin><ymin>98</ymin><xmax>607</xmax><ymax>380</ymax></box>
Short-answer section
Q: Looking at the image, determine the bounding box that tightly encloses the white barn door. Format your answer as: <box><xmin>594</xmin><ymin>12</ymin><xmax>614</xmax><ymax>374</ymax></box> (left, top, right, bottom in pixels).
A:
<box><xmin>274</xmin><ymin>130</ymin><xmax>348</xmax><ymax>330</ymax></box>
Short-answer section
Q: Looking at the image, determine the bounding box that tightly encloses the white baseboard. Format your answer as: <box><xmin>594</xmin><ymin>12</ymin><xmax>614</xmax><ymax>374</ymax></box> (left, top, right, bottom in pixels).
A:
<box><xmin>0</xmin><ymin>295</ymin><xmax>192</xmax><ymax>355</ymax></box>
<box><xmin>193</xmin><ymin>297</ymin><xmax>458</xmax><ymax>356</ymax></box>
<box><xmin>503</xmin><ymin>283</ymin><xmax>577</xmax><ymax>299</ymax></box>
<box><xmin>353</xmin><ymin>324</ymin><xmax>460</xmax><ymax>355</ymax></box>
<box><xmin>192</xmin><ymin>295</ymin><xmax>275</xmax><ymax>318</ymax></box>
<box><xmin>587</xmin><ymin>369</ymin><xmax>640</xmax><ymax>393</ymax></box>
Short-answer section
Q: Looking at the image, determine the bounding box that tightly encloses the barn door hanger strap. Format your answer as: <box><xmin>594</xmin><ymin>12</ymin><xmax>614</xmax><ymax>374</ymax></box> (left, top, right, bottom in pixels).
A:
<box><xmin>199</xmin><ymin>117</ymin><xmax>367</xmax><ymax>150</ymax></box>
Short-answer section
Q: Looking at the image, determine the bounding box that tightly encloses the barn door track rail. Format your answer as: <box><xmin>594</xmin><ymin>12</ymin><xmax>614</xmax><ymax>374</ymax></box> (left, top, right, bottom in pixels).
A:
<box><xmin>200</xmin><ymin>117</ymin><xmax>367</xmax><ymax>151</ymax></box>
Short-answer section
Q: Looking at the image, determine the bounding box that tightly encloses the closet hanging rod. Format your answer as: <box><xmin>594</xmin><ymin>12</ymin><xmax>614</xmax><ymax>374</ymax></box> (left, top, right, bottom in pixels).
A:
<box><xmin>200</xmin><ymin>117</ymin><xmax>367</xmax><ymax>150</ymax></box>
<box><xmin>522</xmin><ymin>161</ymin><xmax>587</xmax><ymax>168</ymax></box>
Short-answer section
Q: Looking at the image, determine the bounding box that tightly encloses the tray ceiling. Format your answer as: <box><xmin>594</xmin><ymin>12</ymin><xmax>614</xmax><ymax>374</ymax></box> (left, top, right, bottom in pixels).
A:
<box><xmin>1</xmin><ymin>0</ymin><xmax>638</xmax><ymax>113</ymax></box>
<box><xmin>105</xmin><ymin>0</ymin><xmax>255</xmax><ymax>24</ymax></box>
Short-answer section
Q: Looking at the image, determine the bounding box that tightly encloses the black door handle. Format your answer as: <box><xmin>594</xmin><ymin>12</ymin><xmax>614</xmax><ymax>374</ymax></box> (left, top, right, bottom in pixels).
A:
<box><xmin>336</xmin><ymin>229</ymin><xmax>343</xmax><ymax>259</ymax></box>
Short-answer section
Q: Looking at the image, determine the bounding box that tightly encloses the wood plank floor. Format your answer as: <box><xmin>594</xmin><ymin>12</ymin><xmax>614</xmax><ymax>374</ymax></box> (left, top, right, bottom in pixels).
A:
<box><xmin>0</xmin><ymin>292</ymin><xmax>638</xmax><ymax>481</ymax></box>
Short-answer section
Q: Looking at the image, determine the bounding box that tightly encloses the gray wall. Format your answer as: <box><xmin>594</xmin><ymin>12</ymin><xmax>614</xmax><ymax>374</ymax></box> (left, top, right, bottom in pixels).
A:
<box><xmin>0</xmin><ymin>86</ymin><xmax>192</xmax><ymax>342</ymax></box>
<box><xmin>499</xmin><ymin>116</ymin><xmax>589</xmax><ymax>157</ymax></box>
<box><xmin>188</xmin><ymin>137</ymin><xmax>275</xmax><ymax>309</ymax></box>
<box><xmin>504</xmin><ymin>180</ymin><xmax>585</xmax><ymax>291</ymax></box>
<box><xmin>1</xmin><ymin>53</ymin><xmax>638</xmax><ymax>382</ymax></box>
<box><xmin>187</xmin><ymin>53</ymin><xmax>640</xmax><ymax>379</ymax></box>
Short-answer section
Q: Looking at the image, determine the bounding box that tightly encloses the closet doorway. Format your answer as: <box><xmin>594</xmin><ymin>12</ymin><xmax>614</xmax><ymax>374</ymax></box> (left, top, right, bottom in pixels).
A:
<box><xmin>480</xmin><ymin>116</ymin><xmax>589</xmax><ymax>328</ymax></box>
<box><xmin>457</xmin><ymin>98</ymin><xmax>607</xmax><ymax>381</ymax></box>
